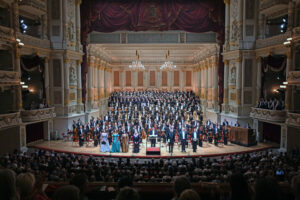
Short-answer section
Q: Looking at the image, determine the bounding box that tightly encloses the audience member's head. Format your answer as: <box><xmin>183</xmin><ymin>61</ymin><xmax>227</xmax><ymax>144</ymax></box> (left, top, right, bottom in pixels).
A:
<box><xmin>116</xmin><ymin>186</ymin><xmax>139</xmax><ymax>200</ymax></box>
<box><xmin>229</xmin><ymin>173</ymin><xmax>250</xmax><ymax>200</ymax></box>
<box><xmin>178</xmin><ymin>189</ymin><xmax>200</xmax><ymax>200</ymax></box>
<box><xmin>173</xmin><ymin>176</ymin><xmax>191</xmax><ymax>198</ymax></box>
<box><xmin>16</xmin><ymin>172</ymin><xmax>35</xmax><ymax>200</ymax></box>
<box><xmin>118</xmin><ymin>175</ymin><xmax>133</xmax><ymax>190</ymax></box>
<box><xmin>52</xmin><ymin>185</ymin><xmax>80</xmax><ymax>200</ymax></box>
<box><xmin>292</xmin><ymin>174</ymin><xmax>300</xmax><ymax>200</ymax></box>
<box><xmin>70</xmin><ymin>174</ymin><xmax>88</xmax><ymax>196</ymax></box>
<box><xmin>0</xmin><ymin>169</ymin><xmax>18</xmax><ymax>200</ymax></box>
<box><xmin>254</xmin><ymin>177</ymin><xmax>280</xmax><ymax>200</ymax></box>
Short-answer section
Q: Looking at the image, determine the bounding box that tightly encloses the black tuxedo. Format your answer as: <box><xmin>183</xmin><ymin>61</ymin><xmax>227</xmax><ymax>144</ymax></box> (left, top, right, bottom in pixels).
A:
<box><xmin>191</xmin><ymin>130</ymin><xmax>199</xmax><ymax>152</ymax></box>
<box><xmin>180</xmin><ymin>131</ymin><xmax>188</xmax><ymax>152</ymax></box>
<box><xmin>149</xmin><ymin>129</ymin><xmax>157</xmax><ymax>147</ymax></box>
<box><xmin>167</xmin><ymin>130</ymin><xmax>175</xmax><ymax>153</ymax></box>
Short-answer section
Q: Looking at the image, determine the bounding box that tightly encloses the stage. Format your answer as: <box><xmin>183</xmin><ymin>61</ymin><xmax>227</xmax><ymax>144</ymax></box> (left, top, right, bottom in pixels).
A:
<box><xmin>28</xmin><ymin>140</ymin><xmax>278</xmax><ymax>158</ymax></box>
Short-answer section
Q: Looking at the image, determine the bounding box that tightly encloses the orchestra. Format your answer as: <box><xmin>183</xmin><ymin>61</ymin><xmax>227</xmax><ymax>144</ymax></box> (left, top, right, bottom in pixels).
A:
<box><xmin>66</xmin><ymin>90</ymin><xmax>231</xmax><ymax>154</ymax></box>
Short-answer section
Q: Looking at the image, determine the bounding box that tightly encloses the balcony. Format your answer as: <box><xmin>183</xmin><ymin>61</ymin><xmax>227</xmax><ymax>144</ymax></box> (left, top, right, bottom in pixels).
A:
<box><xmin>18</xmin><ymin>0</ymin><xmax>46</xmax><ymax>16</ymax></box>
<box><xmin>286</xmin><ymin>112</ymin><xmax>300</xmax><ymax>127</ymax></box>
<box><xmin>260</xmin><ymin>0</ymin><xmax>289</xmax><ymax>15</ymax></box>
<box><xmin>0</xmin><ymin>112</ymin><xmax>21</xmax><ymax>129</ymax></box>
<box><xmin>0</xmin><ymin>26</ymin><xmax>14</xmax><ymax>40</ymax></box>
<box><xmin>250</xmin><ymin>107</ymin><xmax>286</xmax><ymax>123</ymax></box>
<box><xmin>293</xmin><ymin>26</ymin><xmax>300</xmax><ymax>42</ymax></box>
<box><xmin>287</xmin><ymin>71</ymin><xmax>300</xmax><ymax>85</ymax></box>
<box><xmin>21</xmin><ymin>107</ymin><xmax>56</xmax><ymax>123</ymax></box>
<box><xmin>16</xmin><ymin>32</ymin><xmax>50</xmax><ymax>49</ymax></box>
<box><xmin>256</xmin><ymin>32</ymin><xmax>290</xmax><ymax>49</ymax></box>
<box><xmin>0</xmin><ymin>71</ymin><xmax>20</xmax><ymax>85</ymax></box>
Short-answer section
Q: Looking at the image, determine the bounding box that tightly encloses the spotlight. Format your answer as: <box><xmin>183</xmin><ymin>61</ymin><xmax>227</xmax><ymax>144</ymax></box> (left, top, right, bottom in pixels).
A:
<box><xmin>22</xmin><ymin>85</ymin><xmax>28</xmax><ymax>88</ymax></box>
<box><xmin>20</xmin><ymin>81</ymin><xmax>25</xmax><ymax>85</ymax></box>
<box><xmin>287</xmin><ymin>37</ymin><xmax>292</xmax><ymax>41</ymax></box>
<box><xmin>16</xmin><ymin>39</ymin><xmax>21</xmax><ymax>42</ymax></box>
<box><xmin>283</xmin><ymin>81</ymin><xmax>288</xmax><ymax>85</ymax></box>
<box><xmin>280</xmin><ymin>85</ymin><xmax>286</xmax><ymax>89</ymax></box>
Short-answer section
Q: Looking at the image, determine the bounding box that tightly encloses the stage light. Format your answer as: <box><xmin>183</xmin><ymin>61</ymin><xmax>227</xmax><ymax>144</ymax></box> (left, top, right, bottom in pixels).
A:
<box><xmin>16</xmin><ymin>39</ymin><xmax>21</xmax><ymax>42</ymax></box>
<box><xmin>22</xmin><ymin>85</ymin><xmax>28</xmax><ymax>88</ymax></box>
<box><xmin>280</xmin><ymin>85</ymin><xmax>286</xmax><ymax>89</ymax></box>
<box><xmin>20</xmin><ymin>81</ymin><xmax>25</xmax><ymax>85</ymax></box>
<box><xmin>283</xmin><ymin>81</ymin><xmax>288</xmax><ymax>85</ymax></box>
<box><xmin>287</xmin><ymin>37</ymin><xmax>292</xmax><ymax>41</ymax></box>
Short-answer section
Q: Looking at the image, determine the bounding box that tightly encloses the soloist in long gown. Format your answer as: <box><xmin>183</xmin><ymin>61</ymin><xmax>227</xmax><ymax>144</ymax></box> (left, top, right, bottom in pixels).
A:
<box><xmin>100</xmin><ymin>132</ymin><xmax>110</xmax><ymax>152</ymax></box>
<box><xmin>111</xmin><ymin>133</ymin><xmax>121</xmax><ymax>153</ymax></box>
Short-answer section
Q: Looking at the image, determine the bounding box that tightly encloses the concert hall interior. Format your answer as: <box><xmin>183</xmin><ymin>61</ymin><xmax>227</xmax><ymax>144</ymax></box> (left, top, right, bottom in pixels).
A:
<box><xmin>1</xmin><ymin>0</ymin><xmax>300</xmax><ymax>200</ymax></box>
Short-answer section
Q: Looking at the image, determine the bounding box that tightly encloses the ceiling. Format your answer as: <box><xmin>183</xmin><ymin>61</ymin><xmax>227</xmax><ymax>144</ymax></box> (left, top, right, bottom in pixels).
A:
<box><xmin>88</xmin><ymin>43</ymin><xmax>219</xmax><ymax>66</ymax></box>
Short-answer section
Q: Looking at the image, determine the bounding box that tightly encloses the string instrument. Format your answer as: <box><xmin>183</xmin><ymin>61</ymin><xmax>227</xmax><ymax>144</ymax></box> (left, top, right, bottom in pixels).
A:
<box><xmin>72</xmin><ymin>128</ymin><xmax>78</xmax><ymax>141</ymax></box>
<box><xmin>141</xmin><ymin>129</ymin><xmax>146</xmax><ymax>139</ymax></box>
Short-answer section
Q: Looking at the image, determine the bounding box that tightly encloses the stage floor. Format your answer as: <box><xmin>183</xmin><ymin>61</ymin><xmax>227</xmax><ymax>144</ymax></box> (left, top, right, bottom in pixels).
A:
<box><xmin>29</xmin><ymin>139</ymin><xmax>278</xmax><ymax>158</ymax></box>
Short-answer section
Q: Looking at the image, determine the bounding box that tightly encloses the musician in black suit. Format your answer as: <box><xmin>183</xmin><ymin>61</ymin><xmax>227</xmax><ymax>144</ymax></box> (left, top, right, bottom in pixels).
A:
<box><xmin>191</xmin><ymin>127</ymin><xmax>199</xmax><ymax>152</ymax></box>
<box><xmin>223</xmin><ymin>126</ymin><xmax>229</xmax><ymax>145</ymax></box>
<box><xmin>167</xmin><ymin>126</ymin><xmax>175</xmax><ymax>153</ymax></box>
<box><xmin>180</xmin><ymin>127</ymin><xmax>188</xmax><ymax>153</ymax></box>
<box><xmin>149</xmin><ymin>127</ymin><xmax>157</xmax><ymax>147</ymax></box>
<box><xmin>78</xmin><ymin>125</ymin><xmax>85</xmax><ymax>147</ymax></box>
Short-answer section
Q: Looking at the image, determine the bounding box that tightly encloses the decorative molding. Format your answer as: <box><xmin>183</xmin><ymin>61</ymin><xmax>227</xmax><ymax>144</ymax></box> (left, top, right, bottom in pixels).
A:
<box><xmin>0</xmin><ymin>112</ymin><xmax>21</xmax><ymax>129</ymax></box>
<box><xmin>286</xmin><ymin>112</ymin><xmax>300</xmax><ymax>127</ymax></box>
<box><xmin>256</xmin><ymin>32</ymin><xmax>290</xmax><ymax>49</ymax></box>
<box><xmin>0</xmin><ymin>71</ymin><xmax>20</xmax><ymax>85</ymax></box>
<box><xmin>16</xmin><ymin>32</ymin><xmax>50</xmax><ymax>49</ymax></box>
<box><xmin>287</xmin><ymin>71</ymin><xmax>300</xmax><ymax>85</ymax></box>
<box><xmin>21</xmin><ymin>107</ymin><xmax>56</xmax><ymax>122</ymax></box>
<box><xmin>250</xmin><ymin>107</ymin><xmax>286</xmax><ymax>122</ymax></box>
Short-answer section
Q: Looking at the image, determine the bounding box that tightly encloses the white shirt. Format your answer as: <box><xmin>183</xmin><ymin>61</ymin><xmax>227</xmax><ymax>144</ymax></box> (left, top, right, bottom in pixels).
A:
<box><xmin>182</xmin><ymin>131</ymin><xmax>185</xmax><ymax>139</ymax></box>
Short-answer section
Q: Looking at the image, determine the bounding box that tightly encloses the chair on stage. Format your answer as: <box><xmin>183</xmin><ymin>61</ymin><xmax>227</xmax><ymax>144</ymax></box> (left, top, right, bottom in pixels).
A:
<box><xmin>72</xmin><ymin>135</ymin><xmax>79</xmax><ymax>146</ymax></box>
<box><xmin>62</xmin><ymin>133</ymin><xmax>69</xmax><ymax>142</ymax></box>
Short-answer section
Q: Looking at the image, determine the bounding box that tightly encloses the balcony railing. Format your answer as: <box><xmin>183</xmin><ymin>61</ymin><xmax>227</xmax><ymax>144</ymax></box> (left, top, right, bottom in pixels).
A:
<box><xmin>16</xmin><ymin>32</ymin><xmax>50</xmax><ymax>49</ymax></box>
<box><xmin>250</xmin><ymin>107</ymin><xmax>286</xmax><ymax>122</ymax></box>
<box><xmin>0</xmin><ymin>71</ymin><xmax>20</xmax><ymax>85</ymax></box>
<box><xmin>21</xmin><ymin>107</ymin><xmax>56</xmax><ymax>122</ymax></box>
<box><xmin>0</xmin><ymin>112</ymin><xmax>21</xmax><ymax>129</ymax></box>
<box><xmin>0</xmin><ymin>25</ymin><xmax>14</xmax><ymax>40</ymax></box>
<box><xmin>18</xmin><ymin>0</ymin><xmax>46</xmax><ymax>15</ymax></box>
<box><xmin>256</xmin><ymin>32</ymin><xmax>290</xmax><ymax>49</ymax></box>
<box><xmin>286</xmin><ymin>112</ymin><xmax>300</xmax><ymax>127</ymax></box>
<box><xmin>287</xmin><ymin>71</ymin><xmax>300</xmax><ymax>85</ymax></box>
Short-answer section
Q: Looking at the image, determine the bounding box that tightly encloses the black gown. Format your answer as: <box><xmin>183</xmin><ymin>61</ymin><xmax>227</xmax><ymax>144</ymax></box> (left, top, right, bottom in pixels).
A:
<box><xmin>133</xmin><ymin>134</ymin><xmax>140</xmax><ymax>153</ymax></box>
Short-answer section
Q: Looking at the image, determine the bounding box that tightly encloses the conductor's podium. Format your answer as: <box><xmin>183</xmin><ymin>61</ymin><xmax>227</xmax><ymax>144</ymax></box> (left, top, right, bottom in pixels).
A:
<box><xmin>146</xmin><ymin>147</ymin><xmax>161</xmax><ymax>155</ymax></box>
<box><xmin>229</xmin><ymin>127</ymin><xmax>257</xmax><ymax>147</ymax></box>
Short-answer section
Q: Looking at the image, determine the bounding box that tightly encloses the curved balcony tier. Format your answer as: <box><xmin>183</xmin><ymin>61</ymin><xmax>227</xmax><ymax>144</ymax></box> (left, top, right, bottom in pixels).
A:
<box><xmin>250</xmin><ymin>107</ymin><xmax>286</xmax><ymax>123</ymax></box>
<box><xmin>0</xmin><ymin>71</ymin><xmax>20</xmax><ymax>85</ymax></box>
<box><xmin>287</xmin><ymin>71</ymin><xmax>300</xmax><ymax>85</ymax></box>
<box><xmin>21</xmin><ymin>107</ymin><xmax>56</xmax><ymax>123</ymax></box>
<box><xmin>0</xmin><ymin>112</ymin><xmax>21</xmax><ymax>129</ymax></box>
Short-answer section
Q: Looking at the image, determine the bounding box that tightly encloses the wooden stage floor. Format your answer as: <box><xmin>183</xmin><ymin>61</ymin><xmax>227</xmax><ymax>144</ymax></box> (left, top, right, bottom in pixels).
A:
<box><xmin>29</xmin><ymin>139</ymin><xmax>277</xmax><ymax>158</ymax></box>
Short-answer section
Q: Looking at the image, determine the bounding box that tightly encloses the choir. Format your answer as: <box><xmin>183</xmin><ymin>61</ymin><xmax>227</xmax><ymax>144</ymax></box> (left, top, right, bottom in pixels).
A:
<box><xmin>69</xmin><ymin>90</ymin><xmax>230</xmax><ymax>154</ymax></box>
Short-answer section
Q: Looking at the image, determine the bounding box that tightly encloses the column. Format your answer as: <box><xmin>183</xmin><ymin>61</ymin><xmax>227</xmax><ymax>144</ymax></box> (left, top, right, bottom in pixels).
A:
<box><xmin>224</xmin><ymin>0</ymin><xmax>230</xmax><ymax>50</ymax></box>
<box><xmin>205</xmin><ymin>63</ymin><xmax>208</xmax><ymax>102</ymax></box>
<box><xmin>285</xmin><ymin>51</ymin><xmax>292</xmax><ymax>110</ymax></box>
<box><xmin>44</xmin><ymin>57</ymin><xmax>50</xmax><ymax>105</ymax></box>
<box><xmin>236</xmin><ymin>58</ymin><xmax>242</xmax><ymax>105</ymax></box>
<box><xmin>94</xmin><ymin>58</ymin><xmax>98</xmax><ymax>103</ymax></box>
<box><xmin>201</xmin><ymin>64</ymin><xmax>205</xmax><ymax>100</ymax></box>
<box><xmin>213</xmin><ymin>59</ymin><xmax>218</xmax><ymax>110</ymax></box>
<box><xmin>16</xmin><ymin>51</ymin><xmax>22</xmax><ymax>110</ymax></box>
<box><xmin>258</xmin><ymin>14</ymin><xmax>265</xmax><ymax>39</ymax></box>
<box><xmin>198</xmin><ymin>64</ymin><xmax>201</xmax><ymax>96</ymax></box>
<box><xmin>256</xmin><ymin>57</ymin><xmax>262</xmax><ymax>104</ymax></box>
<box><xmin>41</xmin><ymin>14</ymin><xmax>48</xmax><ymax>39</ymax></box>
<box><xmin>87</xmin><ymin>56</ymin><xmax>94</xmax><ymax>111</ymax></box>
<box><xmin>76</xmin><ymin>60</ymin><xmax>82</xmax><ymax>113</ymax></box>
<box><xmin>223</xmin><ymin>60</ymin><xmax>229</xmax><ymax>113</ymax></box>
<box><xmin>12</xmin><ymin>2</ymin><xmax>19</xmax><ymax>33</ymax></box>
<box><xmin>100</xmin><ymin>61</ymin><xmax>105</xmax><ymax>98</ymax></box>
<box><xmin>75</xmin><ymin>0</ymin><xmax>82</xmax><ymax>50</ymax></box>
<box><xmin>63</xmin><ymin>57</ymin><xmax>70</xmax><ymax>112</ymax></box>
<box><xmin>62</xmin><ymin>0</ymin><xmax>68</xmax><ymax>46</ymax></box>
<box><xmin>97</xmin><ymin>60</ymin><xmax>101</xmax><ymax>103</ymax></box>
<box><xmin>288</xmin><ymin>0</ymin><xmax>295</xmax><ymax>31</ymax></box>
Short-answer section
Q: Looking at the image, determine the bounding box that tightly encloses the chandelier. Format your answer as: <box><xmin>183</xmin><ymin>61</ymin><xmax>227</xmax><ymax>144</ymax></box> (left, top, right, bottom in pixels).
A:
<box><xmin>160</xmin><ymin>50</ymin><xmax>176</xmax><ymax>70</ymax></box>
<box><xmin>129</xmin><ymin>50</ymin><xmax>145</xmax><ymax>70</ymax></box>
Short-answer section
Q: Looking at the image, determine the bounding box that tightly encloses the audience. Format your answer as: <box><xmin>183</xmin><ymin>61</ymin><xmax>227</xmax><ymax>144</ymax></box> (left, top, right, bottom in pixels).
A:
<box><xmin>0</xmin><ymin>149</ymin><xmax>300</xmax><ymax>200</ymax></box>
<box><xmin>256</xmin><ymin>98</ymin><xmax>284</xmax><ymax>110</ymax></box>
